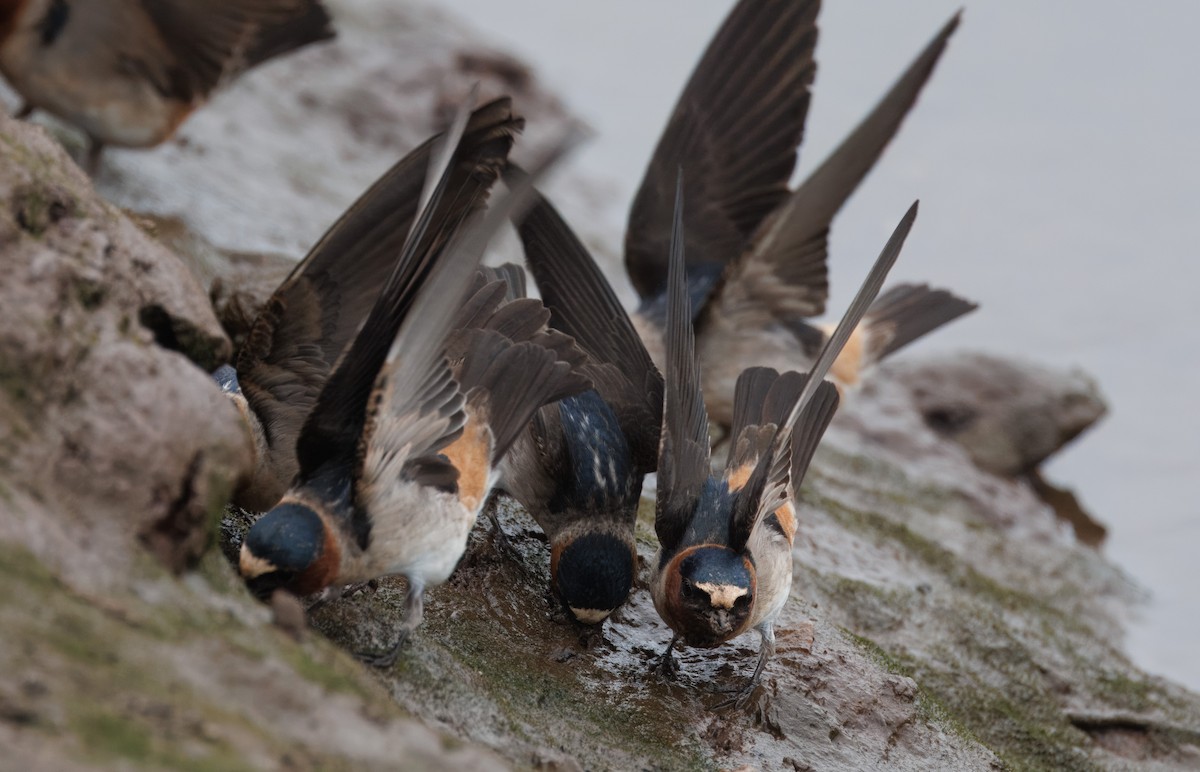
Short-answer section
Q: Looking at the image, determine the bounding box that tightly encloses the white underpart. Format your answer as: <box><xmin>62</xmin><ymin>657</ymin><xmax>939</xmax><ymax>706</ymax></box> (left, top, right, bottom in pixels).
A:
<box><xmin>570</xmin><ymin>607</ymin><xmax>612</xmax><ymax>625</ymax></box>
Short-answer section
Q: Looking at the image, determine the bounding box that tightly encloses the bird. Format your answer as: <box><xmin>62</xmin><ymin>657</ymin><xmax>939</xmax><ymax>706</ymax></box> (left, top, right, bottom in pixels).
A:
<box><xmin>650</xmin><ymin>174</ymin><xmax>920</xmax><ymax>708</ymax></box>
<box><xmin>0</xmin><ymin>0</ymin><xmax>334</xmax><ymax>169</ymax></box>
<box><xmin>497</xmin><ymin>171</ymin><xmax>664</xmax><ymax>626</ymax></box>
<box><xmin>217</xmin><ymin>96</ymin><xmax>523</xmax><ymax>514</ymax></box>
<box><xmin>237</xmin><ymin>131</ymin><xmax>590</xmax><ymax>668</ymax></box>
<box><xmin>621</xmin><ymin>0</ymin><xmax>974</xmax><ymax>430</ymax></box>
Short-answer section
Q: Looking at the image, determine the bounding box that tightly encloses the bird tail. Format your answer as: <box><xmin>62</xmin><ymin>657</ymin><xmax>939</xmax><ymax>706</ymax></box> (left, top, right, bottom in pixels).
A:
<box><xmin>454</xmin><ymin>331</ymin><xmax>590</xmax><ymax>463</ymax></box>
<box><xmin>448</xmin><ymin>270</ymin><xmax>590</xmax><ymax>462</ymax></box>
<box><xmin>860</xmin><ymin>283</ymin><xmax>976</xmax><ymax>365</ymax></box>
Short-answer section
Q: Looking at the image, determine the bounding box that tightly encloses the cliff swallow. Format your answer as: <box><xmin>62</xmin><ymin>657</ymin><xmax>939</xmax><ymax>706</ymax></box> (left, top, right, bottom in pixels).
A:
<box><xmin>622</xmin><ymin>1</ymin><xmax>972</xmax><ymax>428</ymax></box>
<box><xmin>0</xmin><ymin>0</ymin><xmax>334</xmax><ymax>168</ymax></box>
<box><xmin>651</xmin><ymin>177</ymin><xmax>920</xmax><ymax>707</ymax></box>
<box><xmin>238</xmin><ymin>137</ymin><xmax>589</xmax><ymax>667</ymax></box>
<box><xmin>220</xmin><ymin>97</ymin><xmax>523</xmax><ymax>513</ymax></box>
<box><xmin>498</xmin><ymin>173</ymin><xmax>663</xmax><ymax>626</ymax></box>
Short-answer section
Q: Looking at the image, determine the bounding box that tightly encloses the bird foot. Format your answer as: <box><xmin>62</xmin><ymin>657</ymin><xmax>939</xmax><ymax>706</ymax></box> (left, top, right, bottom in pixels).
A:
<box><xmin>656</xmin><ymin>651</ymin><xmax>679</xmax><ymax>679</ymax></box>
<box><xmin>707</xmin><ymin>679</ymin><xmax>761</xmax><ymax>712</ymax></box>
<box><xmin>341</xmin><ymin>580</ymin><xmax>378</xmax><ymax>599</ymax></box>
<box><xmin>304</xmin><ymin>586</ymin><xmax>336</xmax><ymax>614</ymax></box>
<box><xmin>356</xmin><ymin>630</ymin><xmax>410</xmax><ymax>669</ymax></box>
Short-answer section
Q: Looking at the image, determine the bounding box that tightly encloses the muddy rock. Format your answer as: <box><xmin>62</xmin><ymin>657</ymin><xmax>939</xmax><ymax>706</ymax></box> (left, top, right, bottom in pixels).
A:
<box><xmin>0</xmin><ymin>114</ymin><xmax>509</xmax><ymax>770</ymax></box>
<box><xmin>871</xmin><ymin>353</ymin><xmax>1111</xmax><ymax>544</ymax></box>
<box><xmin>0</xmin><ymin>113</ymin><xmax>250</xmax><ymax>583</ymax></box>
<box><xmin>883</xmin><ymin>352</ymin><xmax>1107</xmax><ymax>477</ymax></box>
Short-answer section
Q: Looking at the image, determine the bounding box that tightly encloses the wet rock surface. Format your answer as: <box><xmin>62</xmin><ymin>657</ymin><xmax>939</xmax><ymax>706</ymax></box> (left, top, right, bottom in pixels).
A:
<box><xmin>0</xmin><ymin>111</ymin><xmax>508</xmax><ymax>771</ymax></box>
<box><xmin>885</xmin><ymin>352</ymin><xmax>1108</xmax><ymax>478</ymax></box>
<box><xmin>0</xmin><ymin>113</ymin><xmax>249</xmax><ymax>584</ymax></box>
<box><xmin>1</xmin><ymin>1</ymin><xmax>1199</xmax><ymax>770</ymax></box>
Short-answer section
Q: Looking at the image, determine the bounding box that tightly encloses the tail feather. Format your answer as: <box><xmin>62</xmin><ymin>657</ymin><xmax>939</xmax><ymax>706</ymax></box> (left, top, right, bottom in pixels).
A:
<box><xmin>727</xmin><ymin>368</ymin><xmax>808</xmax><ymax>474</ymax></box>
<box><xmin>455</xmin><ymin>331</ymin><xmax>591</xmax><ymax>461</ymax></box>
<box><xmin>862</xmin><ymin>283</ymin><xmax>977</xmax><ymax>364</ymax></box>
<box><xmin>478</xmin><ymin>263</ymin><xmax>528</xmax><ymax>300</ymax></box>
<box><xmin>788</xmin><ymin>379</ymin><xmax>839</xmax><ymax>490</ymax></box>
<box><xmin>448</xmin><ymin>273</ymin><xmax>586</xmax><ymax>377</ymax></box>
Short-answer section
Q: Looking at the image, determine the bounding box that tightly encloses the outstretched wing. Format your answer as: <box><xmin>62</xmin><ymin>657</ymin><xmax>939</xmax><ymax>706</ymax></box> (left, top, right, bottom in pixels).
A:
<box><xmin>237</xmin><ymin>98</ymin><xmax>521</xmax><ymax>477</ymax></box>
<box><xmin>294</xmin><ymin>94</ymin><xmax>508</xmax><ymax>485</ymax></box>
<box><xmin>655</xmin><ymin>175</ymin><xmax>712</xmax><ymax>555</ymax></box>
<box><xmin>142</xmin><ymin>0</ymin><xmax>334</xmax><ymax>101</ymax></box>
<box><xmin>360</xmin><ymin>141</ymin><xmax>580</xmax><ymax>507</ymax></box>
<box><xmin>714</xmin><ymin>13</ymin><xmax>960</xmax><ymax>324</ymax></box>
<box><xmin>624</xmin><ymin>0</ymin><xmax>819</xmax><ymax>306</ymax></box>
<box><xmin>781</xmin><ymin>201</ymin><xmax>918</xmax><ymax>434</ymax></box>
<box><xmin>512</xmin><ymin>176</ymin><xmax>663</xmax><ymax>475</ymax></box>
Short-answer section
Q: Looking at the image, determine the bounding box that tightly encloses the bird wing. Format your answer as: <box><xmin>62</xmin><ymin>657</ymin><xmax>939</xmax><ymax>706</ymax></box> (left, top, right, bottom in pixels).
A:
<box><xmin>724</xmin><ymin>201</ymin><xmax>920</xmax><ymax>550</ymax></box>
<box><xmin>725</xmin><ymin>370</ymin><xmax>838</xmax><ymax>551</ymax></box>
<box><xmin>512</xmin><ymin>177</ymin><xmax>664</xmax><ymax>476</ymax></box>
<box><xmin>623</xmin><ymin>0</ymin><xmax>818</xmax><ymax>306</ymax></box>
<box><xmin>239</xmin><ymin>98</ymin><xmax>520</xmax><ymax>474</ymax></box>
<box><xmin>780</xmin><ymin>202</ymin><xmax>918</xmax><ymax>437</ymax></box>
<box><xmin>711</xmin><ymin>13</ymin><xmax>960</xmax><ymax>326</ymax></box>
<box><xmin>654</xmin><ymin>175</ymin><xmax>712</xmax><ymax>555</ymax></box>
<box><xmin>293</xmin><ymin>94</ymin><xmax>498</xmax><ymax>484</ymax></box>
<box><xmin>140</xmin><ymin>0</ymin><xmax>334</xmax><ymax>100</ymax></box>
<box><xmin>361</xmin><ymin>141</ymin><xmax>580</xmax><ymax>513</ymax></box>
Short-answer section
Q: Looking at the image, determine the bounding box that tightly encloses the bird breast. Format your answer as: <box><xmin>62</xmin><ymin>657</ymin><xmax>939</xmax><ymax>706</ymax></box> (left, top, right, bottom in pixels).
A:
<box><xmin>356</xmin><ymin>481</ymin><xmax>476</xmax><ymax>588</ymax></box>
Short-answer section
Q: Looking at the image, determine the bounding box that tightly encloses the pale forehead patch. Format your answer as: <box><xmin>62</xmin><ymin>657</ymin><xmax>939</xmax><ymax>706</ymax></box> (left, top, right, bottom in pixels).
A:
<box><xmin>238</xmin><ymin>544</ymin><xmax>278</xmax><ymax>579</ymax></box>
<box><xmin>694</xmin><ymin>581</ymin><xmax>749</xmax><ymax>609</ymax></box>
<box><xmin>569</xmin><ymin>607</ymin><xmax>612</xmax><ymax>625</ymax></box>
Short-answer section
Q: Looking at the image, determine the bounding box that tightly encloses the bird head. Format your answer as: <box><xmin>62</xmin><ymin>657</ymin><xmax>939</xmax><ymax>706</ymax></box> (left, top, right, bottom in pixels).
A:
<box><xmin>551</xmin><ymin>529</ymin><xmax>636</xmax><ymax>625</ymax></box>
<box><xmin>664</xmin><ymin>545</ymin><xmax>755</xmax><ymax>646</ymax></box>
<box><xmin>239</xmin><ymin>501</ymin><xmax>338</xmax><ymax>600</ymax></box>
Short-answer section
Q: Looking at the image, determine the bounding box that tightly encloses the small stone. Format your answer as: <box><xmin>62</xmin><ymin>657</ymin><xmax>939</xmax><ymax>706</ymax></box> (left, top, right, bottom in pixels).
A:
<box><xmin>270</xmin><ymin>590</ymin><xmax>307</xmax><ymax>641</ymax></box>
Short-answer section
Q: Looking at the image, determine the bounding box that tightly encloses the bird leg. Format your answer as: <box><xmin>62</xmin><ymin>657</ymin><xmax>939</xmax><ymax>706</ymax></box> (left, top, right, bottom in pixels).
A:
<box><xmin>486</xmin><ymin>506</ymin><xmax>514</xmax><ymax>553</ymax></box>
<box><xmin>303</xmin><ymin>586</ymin><xmax>336</xmax><ymax>614</ymax></box>
<box><xmin>711</xmin><ymin>623</ymin><xmax>775</xmax><ymax>711</ymax></box>
<box><xmin>306</xmin><ymin>580</ymin><xmax>377</xmax><ymax>615</ymax></box>
<box><xmin>358</xmin><ymin>578</ymin><xmax>424</xmax><ymax>669</ymax></box>
<box><xmin>656</xmin><ymin>633</ymin><xmax>681</xmax><ymax>679</ymax></box>
<box><xmin>340</xmin><ymin>579</ymin><xmax>379</xmax><ymax>599</ymax></box>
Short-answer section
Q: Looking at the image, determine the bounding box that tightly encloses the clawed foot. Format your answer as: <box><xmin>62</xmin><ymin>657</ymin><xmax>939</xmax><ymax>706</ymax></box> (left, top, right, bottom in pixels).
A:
<box><xmin>488</xmin><ymin>511</ymin><xmax>514</xmax><ymax>553</ymax></box>
<box><xmin>708</xmin><ymin>678</ymin><xmax>761</xmax><ymax>712</ymax></box>
<box><xmin>341</xmin><ymin>580</ymin><xmax>378</xmax><ymax>599</ymax></box>
<box><xmin>357</xmin><ymin>581</ymin><xmax>425</xmax><ymax>669</ymax></box>
<box><xmin>710</xmin><ymin>629</ymin><xmax>773</xmax><ymax>711</ymax></box>
<box><xmin>656</xmin><ymin>651</ymin><xmax>679</xmax><ymax>679</ymax></box>
<box><xmin>655</xmin><ymin>634</ymin><xmax>681</xmax><ymax>679</ymax></box>
<box><xmin>356</xmin><ymin>630</ymin><xmax>410</xmax><ymax>669</ymax></box>
<box><xmin>305</xmin><ymin>580</ymin><xmax>378</xmax><ymax>615</ymax></box>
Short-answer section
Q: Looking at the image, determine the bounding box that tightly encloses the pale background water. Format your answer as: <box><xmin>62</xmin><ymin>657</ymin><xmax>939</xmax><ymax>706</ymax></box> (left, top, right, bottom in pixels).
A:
<box><xmin>434</xmin><ymin>0</ymin><xmax>1200</xmax><ymax>690</ymax></box>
